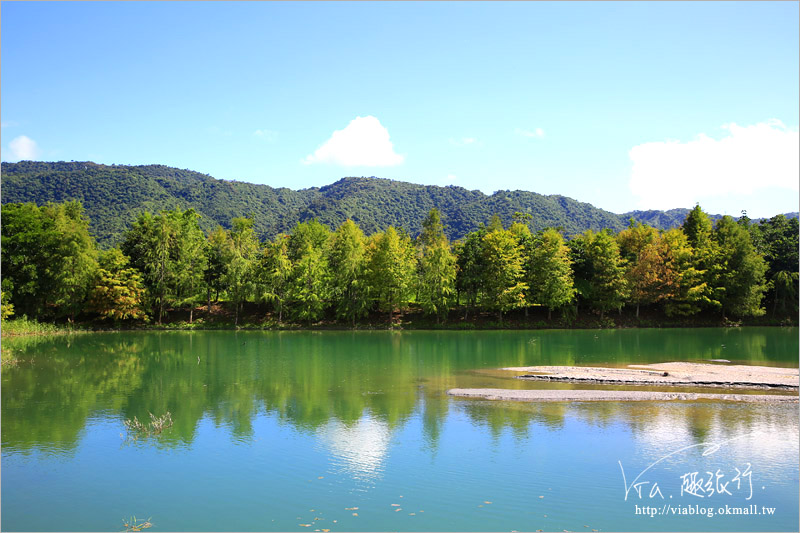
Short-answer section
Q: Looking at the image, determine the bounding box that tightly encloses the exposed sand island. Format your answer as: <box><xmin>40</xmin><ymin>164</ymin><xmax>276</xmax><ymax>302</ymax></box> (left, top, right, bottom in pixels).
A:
<box><xmin>447</xmin><ymin>388</ymin><xmax>799</xmax><ymax>403</ymax></box>
<box><xmin>503</xmin><ymin>362</ymin><xmax>799</xmax><ymax>390</ymax></box>
<box><xmin>447</xmin><ymin>363</ymin><xmax>799</xmax><ymax>403</ymax></box>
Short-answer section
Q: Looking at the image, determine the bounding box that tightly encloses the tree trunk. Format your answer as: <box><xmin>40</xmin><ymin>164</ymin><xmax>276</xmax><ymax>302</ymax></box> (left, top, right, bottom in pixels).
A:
<box><xmin>235</xmin><ymin>301</ymin><xmax>239</xmax><ymax>326</ymax></box>
<box><xmin>548</xmin><ymin>308</ymin><xmax>552</xmax><ymax>321</ymax></box>
<box><xmin>189</xmin><ymin>307</ymin><xmax>193</xmax><ymax>324</ymax></box>
<box><xmin>207</xmin><ymin>288</ymin><xmax>211</xmax><ymax>315</ymax></box>
<box><xmin>600</xmin><ymin>309</ymin><xmax>604</xmax><ymax>320</ymax></box>
<box><xmin>636</xmin><ymin>303</ymin><xmax>640</xmax><ymax>318</ymax></box>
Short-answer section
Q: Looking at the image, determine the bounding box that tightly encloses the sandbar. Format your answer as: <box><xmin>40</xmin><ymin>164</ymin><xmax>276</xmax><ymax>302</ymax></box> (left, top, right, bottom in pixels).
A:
<box><xmin>503</xmin><ymin>362</ymin><xmax>798</xmax><ymax>390</ymax></box>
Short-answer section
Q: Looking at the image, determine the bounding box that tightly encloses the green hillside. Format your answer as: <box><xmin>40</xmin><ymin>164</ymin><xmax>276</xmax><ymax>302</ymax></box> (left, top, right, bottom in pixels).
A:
<box><xmin>2</xmin><ymin>161</ymin><xmax>792</xmax><ymax>247</ymax></box>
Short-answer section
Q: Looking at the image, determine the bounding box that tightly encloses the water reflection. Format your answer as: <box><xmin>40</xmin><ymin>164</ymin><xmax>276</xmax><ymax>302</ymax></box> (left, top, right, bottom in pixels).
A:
<box><xmin>317</xmin><ymin>415</ymin><xmax>391</xmax><ymax>482</ymax></box>
<box><xmin>1</xmin><ymin>329</ymin><xmax>797</xmax><ymax>455</ymax></box>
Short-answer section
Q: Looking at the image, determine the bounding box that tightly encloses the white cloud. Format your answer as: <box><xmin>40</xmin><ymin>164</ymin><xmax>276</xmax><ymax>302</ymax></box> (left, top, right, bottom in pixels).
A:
<box><xmin>5</xmin><ymin>135</ymin><xmax>40</xmax><ymax>161</ymax></box>
<box><xmin>303</xmin><ymin>116</ymin><xmax>404</xmax><ymax>166</ymax></box>
<box><xmin>449</xmin><ymin>137</ymin><xmax>478</xmax><ymax>146</ymax></box>
<box><xmin>629</xmin><ymin>119</ymin><xmax>800</xmax><ymax>209</ymax></box>
<box><xmin>253</xmin><ymin>129</ymin><xmax>278</xmax><ymax>142</ymax></box>
<box><xmin>446</xmin><ymin>173</ymin><xmax>457</xmax><ymax>181</ymax></box>
<box><xmin>515</xmin><ymin>127</ymin><xmax>545</xmax><ymax>138</ymax></box>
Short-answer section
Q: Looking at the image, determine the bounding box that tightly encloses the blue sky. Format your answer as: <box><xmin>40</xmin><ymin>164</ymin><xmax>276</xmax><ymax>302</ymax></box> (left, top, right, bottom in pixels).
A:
<box><xmin>2</xmin><ymin>1</ymin><xmax>798</xmax><ymax>217</ymax></box>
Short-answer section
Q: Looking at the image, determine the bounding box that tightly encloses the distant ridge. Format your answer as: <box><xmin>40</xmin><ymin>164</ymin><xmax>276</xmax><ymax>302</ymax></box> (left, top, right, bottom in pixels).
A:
<box><xmin>1</xmin><ymin>161</ymin><xmax>795</xmax><ymax>247</ymax></box>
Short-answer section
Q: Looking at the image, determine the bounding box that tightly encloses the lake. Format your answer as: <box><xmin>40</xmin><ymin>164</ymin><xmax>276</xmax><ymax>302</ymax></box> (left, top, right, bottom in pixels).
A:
<box><xmin>1</xmin><ymin>328</ymin><xmax>798</xmax><ymax>532</ymax></box>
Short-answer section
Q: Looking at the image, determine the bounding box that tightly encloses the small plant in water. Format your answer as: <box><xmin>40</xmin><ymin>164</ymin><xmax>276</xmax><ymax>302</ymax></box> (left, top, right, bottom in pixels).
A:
<box><xmin>123</xmin><ymin>411</ymin><xmax>173</xmax><ymax>440</ymax></box>
<box><xmin>122</xmin><ymin>516</ymin><xmax>152</xmax><ymax>532</ymax></box>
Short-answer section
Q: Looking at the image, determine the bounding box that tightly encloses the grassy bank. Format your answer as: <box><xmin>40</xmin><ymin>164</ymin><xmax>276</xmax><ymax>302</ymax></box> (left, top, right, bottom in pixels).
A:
<box><xmin>2</xmin><ymin>304</ymin><xmax>797</xmax><ymax>334</ymax></box>
<box><xmin>1</xmin><ymin>316</ymin><xmax>86</xmax><ymax>337</ymax></box>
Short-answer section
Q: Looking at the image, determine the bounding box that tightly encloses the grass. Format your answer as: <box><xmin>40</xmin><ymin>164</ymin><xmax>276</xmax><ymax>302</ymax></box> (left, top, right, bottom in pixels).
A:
<box><xmin>1</xmin><ymin>316</ymin><xmax>82</xmax><ymax>337</ymax></box>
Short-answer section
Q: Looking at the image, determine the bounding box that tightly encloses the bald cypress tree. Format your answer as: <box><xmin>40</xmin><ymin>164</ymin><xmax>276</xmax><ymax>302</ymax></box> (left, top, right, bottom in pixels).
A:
<box><xmin>417</xmin><ymin>209</ymin><xmax>457</xmax><ymax>323</ymax></box>
<box><xmin>527</xmin><ymin>229</ymin><xmax>575</xmax><ymax>320</ymax></box>
<box><xmin>367</xmin><ymin>227</ymin><xmax>417</xmax><ymax>324</ymax></box>
<box><xmin>328</xmin><ymin>220</ymin><xmax>369</xmax><ymax>326</ymax></box>
<box><xmin>481</xmin><ymin>229</ymin><xmax>528</xmax><ymax>322</ymax></box>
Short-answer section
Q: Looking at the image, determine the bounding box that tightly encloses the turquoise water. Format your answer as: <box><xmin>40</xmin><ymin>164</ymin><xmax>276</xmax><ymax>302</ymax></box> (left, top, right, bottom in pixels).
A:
<box><xmin>1</xmin><ymin>328</ymin><xmax>798</xmax><ymax>531</ymax></box>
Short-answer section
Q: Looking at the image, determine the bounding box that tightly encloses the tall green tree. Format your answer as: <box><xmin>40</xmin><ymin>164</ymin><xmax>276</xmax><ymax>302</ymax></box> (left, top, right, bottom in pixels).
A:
<box><xmin>225</xmin><ymin>217</ymin><xmax>260</xmax><ymax>326</ymax></box>
<box><xmin>749</xmin><ymin>215</ymin><xmax>799</xmax><ymax>316</ymax></box>
<box><xmin>286</xmin><ymin>221</ymin><xmax>331</xmax><ymax>325</ymax></box>
<box><xmin>258</xmin><ymin>235</ymin><xmax>293</xmax><ymax>323</ymax></box>
<box><xmin>1</xmin><ymin>201</ymin><xmax>98</xmax><ymax>320</ymax></box>
<box><xmin>328</xmin><ymin>220</ymin><xmax>369</xmax><ymax>326</ymax></box>
<box><xmin>454</xmin><ymin>228</ymin><xmax>487</xmax><ymax>318</ymax></box>
<box><xmin>570</xmin><ymin>230</ymin><xmax>628</xmax><ymax>319</ymax></box>
<box><xmin>680</xmin><ymin>205</ymin><xmax>723</xmax><ymax>313</ymax></box>
<box><xmin>682</xmin><ymin>204</ymin><xmax>714</xmax><ymax>249</ymax></box>
<box><xmin>527</xmin><ymin>228</ymin><xmax>575</xmax><ymax>319</ymax></box>
<box><xmin>288</xmin><ymin>244</ymin><xmax>330</xmax><ymax>325</ymax></box>
<box><xmin>46</xmin><ymin>201</ymin><xmax>99</xmax><ymax>322</ymax></box>
<box><xmin>122</xmin><ymin>211</ymin><xmax>176</xmax><ymax>324</ymax></box>
<box><xmin>171</xmin><ymin>209</ymin><xmax>207</xmax><ymax>323</ymax></box>
<box><xmin>288</xmin><ymin>219</ymin><xmax>331</xmax><ymax>262</ymax></box>
<box><xmin>204</xmin><ymin>226</ymin><xmax>232</xmax><ymax>308</ymax></box>
<box><xmin>417</xmin><ymin>209</ymin><xmax>457</xmax><ymax>323</ymax></box>
<box><xmin>481</xmin><ymin>229</ymin><xmax>528</xmax><ymax>322</ymax></box>
<box><xmin>713</xmin><ymin>216</ymin><xmax>767</xmax><ymax>317</ymax></box>
<box><xmin>660</xmin><ymin>228</ymin><xmax>712</xmax><ymax>317</ymax></box>
<box><xmin>367</xmin><ymin>227</ymin><xmax>417</xmax><ymax>323</ymax></box>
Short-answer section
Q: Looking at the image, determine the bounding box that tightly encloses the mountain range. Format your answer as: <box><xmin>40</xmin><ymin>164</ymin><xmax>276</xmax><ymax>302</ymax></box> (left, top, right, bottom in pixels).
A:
<box><xmin>2</xmin><ymin>161</ymin><xmax>794</xmax><ymax>247</ymax></box>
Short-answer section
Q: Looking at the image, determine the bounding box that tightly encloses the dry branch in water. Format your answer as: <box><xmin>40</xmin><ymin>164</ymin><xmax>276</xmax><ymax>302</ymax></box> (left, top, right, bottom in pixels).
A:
<box><xmin>123</xmin><ymin>412</ymin><xmax>173</xmax><ymax>440</ymax></box>
<box><xmin>122</xmin><ymin>516</ymin><xmax>153</xmax><ymax>532</ymax></box>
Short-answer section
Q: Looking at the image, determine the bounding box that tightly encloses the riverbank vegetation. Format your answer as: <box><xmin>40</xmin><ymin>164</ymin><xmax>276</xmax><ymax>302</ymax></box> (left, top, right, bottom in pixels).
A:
<box><xmin>1</xmin><ymin>200</ymin><xmax>797</xmax><ymax>331</ymax></box>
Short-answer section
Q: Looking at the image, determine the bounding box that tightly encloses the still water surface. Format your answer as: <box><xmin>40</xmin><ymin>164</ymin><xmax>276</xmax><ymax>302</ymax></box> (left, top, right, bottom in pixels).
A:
<box><xmin>2</xmin><ymin>328</ymin><xmax>798</xmax><ymax>531</ymax></box>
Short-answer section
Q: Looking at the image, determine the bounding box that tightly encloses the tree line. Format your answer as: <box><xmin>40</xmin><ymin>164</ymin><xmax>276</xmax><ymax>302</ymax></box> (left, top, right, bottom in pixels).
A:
<box><xmin>2</xmin><ymin>201</ymin><xmax>797</xmax><ymax>326</ymax></box>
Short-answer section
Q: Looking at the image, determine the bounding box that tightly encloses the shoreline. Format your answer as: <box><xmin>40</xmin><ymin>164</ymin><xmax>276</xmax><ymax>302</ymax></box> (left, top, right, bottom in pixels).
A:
<box><xmin>447</xmin><ymin>388</ymin><xmax>799</xmax><ymax>403</ymax></box>
<box><xmin>3</xmin><ymin>323</ymin><xmax>799</xmax><ymax>338</ymax></box>
<box><xmin>2</xmin><ymin>319</ymin><xmax>798</xmax><ymax>336</ymax></box>
<box><xmin>3</xmin><ymin>304</ymin><xmax>797</xmax><ymax>336</ymax></box>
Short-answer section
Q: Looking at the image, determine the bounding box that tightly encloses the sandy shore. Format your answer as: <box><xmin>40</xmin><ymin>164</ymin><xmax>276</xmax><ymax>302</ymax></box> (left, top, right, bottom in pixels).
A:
<box><xmin>502</xmin><ymin>362</ymin><xmax>799</xmax><ymax>390</ymax></box>
<box><xmin>447</xmin><ymin>388</ymin><xmax>799</xmax><ymax>403</ymax></box>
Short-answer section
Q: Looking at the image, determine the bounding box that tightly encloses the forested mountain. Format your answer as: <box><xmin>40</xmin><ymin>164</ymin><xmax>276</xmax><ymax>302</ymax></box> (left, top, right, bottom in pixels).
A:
<box><xmin>1</xmin><ymin>161</ymin><xmax>795</xmax><ymax>247</ymax></box>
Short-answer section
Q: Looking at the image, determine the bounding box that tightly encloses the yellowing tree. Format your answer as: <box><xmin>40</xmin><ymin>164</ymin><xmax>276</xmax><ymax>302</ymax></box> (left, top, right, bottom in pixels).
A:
<box><xmin>90</xmin><ymin>248</ymin><xmax>148</xmax><ymax>323</ymax></box>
